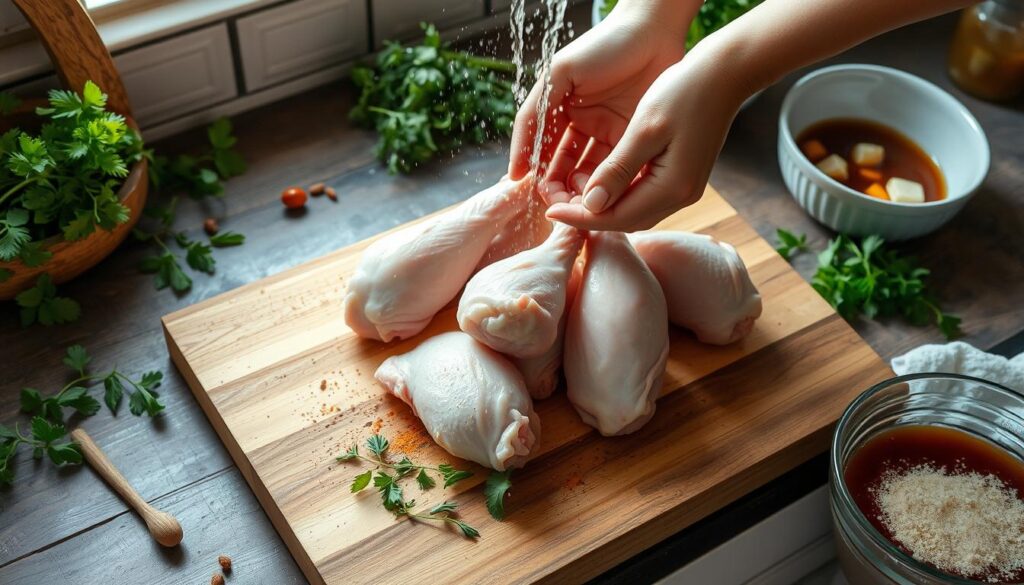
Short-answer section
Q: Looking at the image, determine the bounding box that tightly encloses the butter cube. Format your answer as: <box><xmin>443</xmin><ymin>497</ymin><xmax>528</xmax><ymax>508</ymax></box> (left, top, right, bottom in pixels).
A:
<box><xmin>886</xmin><ymin>177</ymin><xmax>925</xmax><ymax>203</ymax></box>
<box><xmin>852</xmin><ymin>143</ymin><xmax>885</xmax><ymax>167</ymax></box>
<box><xmin>816</xmin><ymin>154</ymin><xmax>849</xmax><ymax>181</ymax></box>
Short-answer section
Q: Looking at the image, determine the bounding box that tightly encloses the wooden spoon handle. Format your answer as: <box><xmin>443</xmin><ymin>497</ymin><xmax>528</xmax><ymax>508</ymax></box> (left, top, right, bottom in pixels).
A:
<box><xmin>70</xmin><ymin>428</ymin><xmax>148</xmax><ymax>510</ymax></box>
<box><xmin>70</xmin><ymin>428</ymin><xmax>183</xmax><ymax>546</ymax></box>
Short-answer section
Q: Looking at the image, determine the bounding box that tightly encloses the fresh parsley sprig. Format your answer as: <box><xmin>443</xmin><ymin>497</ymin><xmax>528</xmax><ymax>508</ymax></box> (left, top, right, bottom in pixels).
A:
<box><xmin>19</xmin><ymin>344</ymin><xmax>164</xmax><ymax>424</ymax></box>
<box><xmin>779</xmin><ymin>232</ymin><xmax>962</xmax><ymax>339</ymax></box>
<box><xmin>1</xmin><ymin>344</ymin><xmax>164</xmax><ymax>486</ymax></box>
<box><xmin>338</xmin><ymin>434</ymin><xmax>480</xmax><ymax>538</ymax></box>
<box><xmin>135</xmin><ymin>119</ymin><xmax>246</xmax><ymax>293</ymax></box>
<box><xmin>351</xmin><ymin>23</ymin><xmax>518</xmax><ymax>174</ymax></box>
<box><xmin>14</xmin><ymin>273</ymin><xmax>80</xmax><ymax>326</ymax></box>
<box><xmin>774</xmin><ymin>228</ymin><xmax>810</xmax><ymax>261</ymax></box>
<box><xmin>0</xmin><ymin>417</ymin><xmax>82</xmax><ymax>485</ymax></box>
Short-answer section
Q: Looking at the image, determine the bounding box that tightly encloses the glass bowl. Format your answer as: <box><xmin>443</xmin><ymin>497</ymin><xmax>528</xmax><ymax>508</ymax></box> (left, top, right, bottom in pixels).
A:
<box><xmin>830</xmin><ymin>372</ymin><xmax>1024</xmax><ymax>584</ymax></box>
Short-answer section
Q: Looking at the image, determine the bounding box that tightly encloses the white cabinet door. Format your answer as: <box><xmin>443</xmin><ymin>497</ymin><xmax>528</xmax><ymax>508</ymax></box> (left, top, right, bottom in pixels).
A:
<box><xmin>372</xmin><ymin>0</ymin><xmax>484</xmax><ymax>47</ymax></box>
<box><xmin>115</xmin><ymin>24</ymin><xmax>237</xmax><ymax>127</ymax></box>
<box><xmin>236</xmin><ymin>0</ymin><xmax>369</xmax><ymax>92</ymax></box>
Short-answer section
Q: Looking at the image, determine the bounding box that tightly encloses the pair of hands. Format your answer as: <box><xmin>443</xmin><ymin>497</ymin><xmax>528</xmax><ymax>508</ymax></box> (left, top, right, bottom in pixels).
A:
<box><xmin>508</xmin><ymin>2</ymin><xmax>749</xmax><ymax>232</ymax></box>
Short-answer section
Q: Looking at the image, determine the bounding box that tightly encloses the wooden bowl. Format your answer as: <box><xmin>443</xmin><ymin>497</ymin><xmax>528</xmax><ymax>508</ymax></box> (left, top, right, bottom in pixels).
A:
<box><xmin>0</xmin><ymin>102</ymin><xmax>149</xmax><ymax>300</ymax></box>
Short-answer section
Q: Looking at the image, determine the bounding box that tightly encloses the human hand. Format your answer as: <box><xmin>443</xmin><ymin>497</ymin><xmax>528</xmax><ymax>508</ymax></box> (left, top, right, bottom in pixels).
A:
<box><xmin>544</xmin><ymin>41</ymin><xmax>750</xmax><ymax>231</ymax></box>
<box><xmin>507</xmin><ymin>0</ymin><xmax>695</xmax><ymax>197</ymax></box>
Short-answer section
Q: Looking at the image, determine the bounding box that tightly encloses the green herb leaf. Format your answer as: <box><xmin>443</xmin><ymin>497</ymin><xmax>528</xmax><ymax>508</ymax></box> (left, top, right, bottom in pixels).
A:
<box><xmin>374</xmin><ymin>471</ymin><xmax>404</xmax><ymax>512</ymax></box>
<box><xmin>451</xmin><ymin>519</ymin><xmax>480</xmax><ymax>539</ymax></box>
<box><xmin>63</xmin><ymin>344</ymin><xmax>91</xmax><ymax>374</ymax></box>
<box><xmin>58</xmin><ymin>386</ymin><xmax>101</xmax><ymax>416</ymax></box>
<box><xmin>351</xmin><ymin>469</ymin><xmax>373</xmax><ymax>493</ymax></box>
<box><xmin>336</xmin><ymin>445</ymin><xmax>359</xmax><ymax>461</ymax></box>
<box><xmin>0</xmin><ymin>268</ymin><xmax>11</xmax><ymax>282</ymax></box>
<box><xmin>438</xmin><ymin>463</ymin><xmax>473</xmax><ymax>488</ymax></box>
<box><xmin>416</xmin><ymin>468</ymin><xmax>436</xmax><ymax>490</ymax></box>
<box><xmin>30</xmin><ymin>416</ymin><xmax>66</xmax><ymax>444</ymax></box>
<box><xmin>15</xmin><ymin>274</ymin><xmax>80</xmax><ymax>326</ymax></box>
<box><xmin>17</xmin><ymin>241</ymin><xmax>52</xmax><ymax>267</ymax></box>
<box><xmin>774</xmin><ymin>228</ymin><xmax>809</xmax><ymax>261</ymax></box>
<box><xmin>20</xmin><ymin>388</ymin><xmax>43</xmax><ymax>414</ymax></box>
<box><xmin>429</xmin><ymin>501</ymin><xmax>458</xmax><ymax>514</ymax></box>
<box><xmin>366</xmin><ymin>434</ymin><xmax>389</xmax><ymax>458</ymax></box>
<box><xmin>46</xmin><ymin>441</ymin><xmax>82</xmax><ymax>466</ymax></box>
<box><xmin>103</xmin><ymin>374</ymin><xmax>124</xmax><ymax>414</ymax></box>
<box><xmin>483</xmin><ymin>470</ymin><xmax>512</xmax><ymax>521</ymax></box>
<box><xmin>394</xmin><ymin>456</ymin><xmax>416</xmax><ymax>477</ymax></box>
<box><xmin>209</xmin><ymin>231</ymin><xmax>245</xmax><ymax>247</ymax></box>
<box><xmin>184</xmin><ymin>240</ymin><xmax>215</xmax><ymax>274</ymax></box>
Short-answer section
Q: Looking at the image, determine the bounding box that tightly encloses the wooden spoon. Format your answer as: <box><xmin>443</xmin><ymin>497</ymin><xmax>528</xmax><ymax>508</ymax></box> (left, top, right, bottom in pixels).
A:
<box><xmin>70</xmin><ymin>428</ymin><xmax>183</xmax><ymax>547</ymax></box>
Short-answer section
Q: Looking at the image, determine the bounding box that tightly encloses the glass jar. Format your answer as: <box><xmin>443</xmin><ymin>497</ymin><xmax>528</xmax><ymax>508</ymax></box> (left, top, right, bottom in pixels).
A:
<box><xmin>829</xmin><ymin>373</ymin><xmax>1024</xmax><ymax>584</ymax></box>
<box><xmin>948</xmin><ymin>0</ymin><xmax>1024</xmax><ymax>101</ymax></box>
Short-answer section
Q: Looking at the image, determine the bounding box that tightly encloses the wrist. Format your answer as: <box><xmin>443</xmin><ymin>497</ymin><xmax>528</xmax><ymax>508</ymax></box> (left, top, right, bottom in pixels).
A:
<box><xmin>687</xmin><ymin>25</ymin><xmax>774</xmax><ymax>103</ymax></box>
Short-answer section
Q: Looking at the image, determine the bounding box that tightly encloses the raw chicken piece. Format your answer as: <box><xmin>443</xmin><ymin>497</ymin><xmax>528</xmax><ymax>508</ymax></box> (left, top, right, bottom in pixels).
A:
<box><xmin>375</xmin><ymin>332</ymin><xmax>540</xmax><ymax>471</ymax></box>
<box><xmin>344</xmin><ymin>178</ymin><xmax>531</xmax><ymax>341</ymax></box>
<box><xmin>564</xmin><ymin>232</ymin><xmax>669</xmax><ymax>436</ymax></box>
<box><xmin>511</xmin><ymin>253</ymin><xmax>585</xmax><ymax>400</ymax></box>
<box><xmin>458</xmin><ymin>221</ymin><xmax>583</xmax><ymax>358</ymax></box>
<box><xmin>629</xmin><ymin>231</ymin><xmax>762</xmax><ymax>345</ymax></box>
<box><xmin>477</xmin><ymin>192</ymin><xmax>552</xmax><ymax>269</ymax></box>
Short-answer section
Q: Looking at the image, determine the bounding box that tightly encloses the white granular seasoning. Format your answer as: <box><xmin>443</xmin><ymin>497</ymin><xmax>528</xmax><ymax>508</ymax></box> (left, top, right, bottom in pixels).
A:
<box><xmin>874</xmin><ymin>465</ymin><xmax>1024</xmax><ymax>582</ymax></box>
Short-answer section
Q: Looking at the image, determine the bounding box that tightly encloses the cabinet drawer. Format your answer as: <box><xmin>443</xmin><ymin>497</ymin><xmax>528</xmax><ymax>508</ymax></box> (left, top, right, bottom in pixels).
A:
<box><xmin>114</xmin><ymin>24</ymin><xmax>237</xmax><ymax>127</ymax></box>
<box><xmin>372</xmin><ymin>0</ymin><xmax>484</xmax><ymax>47</ymax></box>
<box><xmin>237</xmin><ymin>0</ymin><xmax>369</xmax><ymax>92</ymax></box>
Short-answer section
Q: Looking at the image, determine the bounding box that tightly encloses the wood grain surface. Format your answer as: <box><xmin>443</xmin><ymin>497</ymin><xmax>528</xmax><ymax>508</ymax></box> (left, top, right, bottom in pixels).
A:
<box><xmin>163</xmin><ymin>187</ymin><xmax>892</xmax><ymax>584</ymax></box>
<box><xmin>2</xmin><ymin>10</ymin><xmax>1022</xmax><ymax>584</ymax></box>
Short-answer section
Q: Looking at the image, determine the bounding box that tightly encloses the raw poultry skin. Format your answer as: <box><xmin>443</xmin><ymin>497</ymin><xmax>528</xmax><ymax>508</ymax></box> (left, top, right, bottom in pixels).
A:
<box><xmin>629</xmin><ymin>231</ymin><xmax>762</xmax><ymax>345</ymax></box>
<box><xmin>564</xmin><ymin>232</ymin><xmax>669</xmax><ymax>436</ymax></box>
<box><xmin>511</xmin><ymin>252</ymin><xmax>585</xmax><ymax>400</ymax></box>
<box><xmin>476</xmin><ymin>190</ymin><xmax>552</xmax><ymax>269</ymax></box>
<box><xmin>458</xmin><ymin>221</ymin><xmax>583</xmax><ymax>359</ymax></box>
<box><xmin>375</xmin><ymin>332</ymin><xmax>540</xmax><ymax>471</ymax></box>
<box><xmin>343</xmin><ymin>178</ymin><xmax>530</xmax><ymax>342</ymax></box>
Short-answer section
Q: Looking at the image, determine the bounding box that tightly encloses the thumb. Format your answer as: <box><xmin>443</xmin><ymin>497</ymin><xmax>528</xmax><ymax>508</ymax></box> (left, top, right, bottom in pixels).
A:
<box><xmin>582</xmin><ymin>120</ymin><xmax>667</xmax><ymax>214</ymax></box>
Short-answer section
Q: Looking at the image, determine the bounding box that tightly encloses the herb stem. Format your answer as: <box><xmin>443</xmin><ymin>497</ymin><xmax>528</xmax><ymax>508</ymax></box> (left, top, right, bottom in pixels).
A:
<box><xmin>0</xmin><ymin>176</ymin><xmax>35</xmax><ymax>205</ymax></box>
<box><xmin>440</xmin><ymin>50</ymin><xmax>516</xmax><ymax>73</ymax></box>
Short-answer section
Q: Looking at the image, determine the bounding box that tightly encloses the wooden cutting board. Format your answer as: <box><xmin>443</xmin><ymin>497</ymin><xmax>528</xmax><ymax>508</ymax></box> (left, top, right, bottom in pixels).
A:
<box><xmin>163</xmin><ymin>185</ymin><xmax>891</xmax><ymax>585</ymax></box>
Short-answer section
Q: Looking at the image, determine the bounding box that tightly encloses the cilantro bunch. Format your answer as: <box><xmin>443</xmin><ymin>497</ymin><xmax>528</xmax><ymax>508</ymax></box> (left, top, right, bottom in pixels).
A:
<box><xmin>351</xmin><ymin>23</ymin><xmax>518</xmax><ymax>174</ymax></box>
<box><xmin>0</xmin><ymin>82</ymin><xmax>145</xmax><ymax>265</ymax></box>
<box><xmin>775</xmin><ymin>230</ymin><xmax>962</xmax><ymax>339</ymax></box>
<box><xmin>1</xmin><ymin>344</ymin><xmax>165</xmax><ymax>486</ymax></box>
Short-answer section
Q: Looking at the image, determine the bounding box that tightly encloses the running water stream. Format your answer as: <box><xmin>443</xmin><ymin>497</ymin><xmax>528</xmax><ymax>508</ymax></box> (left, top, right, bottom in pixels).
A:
<box><xmin>506</xmin><ymin>0</ymin><xmax>569</xmax><ymax>244</ymax></box>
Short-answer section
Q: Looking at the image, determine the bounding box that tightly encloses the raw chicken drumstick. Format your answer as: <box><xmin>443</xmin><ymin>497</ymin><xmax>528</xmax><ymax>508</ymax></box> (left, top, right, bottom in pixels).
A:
<box><xmin>458</xmin><ymin>221</ymin><xmax>584</xmax><ymax>359</ymax></box>
<box><xmin>511</xmin><ymin>253</ymin><xmax>585</xmax><ymax>400</ymax></box>
<box><xmin>344</xmin><ymin>177</ymin><xmax>531</xmax><ymax>342</ymax></box>
<box><xmin>476</xmin><ymin>190</ymin><xmax>552</xmax><ymax>269</ymax></box>
<box><xmin>629</xmin><ymin>231</ymin><xmax>762</xmax><ymax>345</ymax></box>
<box><xmin>564</xmin><ymin>232</ymin><xmax>669</xmax><ymax>436</ymax></box>
<box><xmin>375</xmin><ymin>332</ymin><xmax>541</xmax><ymax>471</ymax></box>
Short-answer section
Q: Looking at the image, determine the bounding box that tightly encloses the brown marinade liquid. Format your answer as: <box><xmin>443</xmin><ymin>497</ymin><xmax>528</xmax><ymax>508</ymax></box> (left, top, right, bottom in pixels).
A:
<box><xmin>797</xmin><ymin>118</ymin><xmax>946</xmax><ymax>201</ymax></box>
<box><xmin>844</xmin><ymin>425</ymin><xmax>1024</xmax><ymax>582</ymax></box>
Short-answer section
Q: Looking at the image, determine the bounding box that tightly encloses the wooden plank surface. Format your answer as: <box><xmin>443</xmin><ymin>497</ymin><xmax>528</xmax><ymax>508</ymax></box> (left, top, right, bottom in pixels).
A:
<box><xmin>163</xmin><ymin>186</ymin><xmax>892</xmax><ymax>584</ymax></box>
<box><xmin>2</xmin><ymin>12</ymin><xmax>1022</xmax><ymax>584</ymax></box>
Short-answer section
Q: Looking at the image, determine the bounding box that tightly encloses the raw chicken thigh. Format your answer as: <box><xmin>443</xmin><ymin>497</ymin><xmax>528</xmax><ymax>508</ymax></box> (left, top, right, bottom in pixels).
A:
<box><xmin>511</xmin><ymin>253</ymin><xmax>584</xmax><ymax>400</ymax></box>
<box><xmin>564</xmin><ymin>232</ymin><xmax>669</xmax><ymax>436</ymax></box>
<box><xmin>458</xmin><ymin>221</ymin><xmax>583</xmax><ymax>358</ymax></box>
<box><xmin>476</xmin><ymin>192</ymin><xmax>552</xmax><ymax>269</ymax></box>
<box><xmin>629</xmin><ymin>231</ymin><xmax>762</xmax><ymax>345</ymax></box>
<box><xmin>344</xmin><ymin>178</ymin><xmax>530</xmax><ymax>341</ymax></box>
<box><xmin>375</xmin><ymin>332</ymin><xmax>540</xmax><ymax>471</ymax></box>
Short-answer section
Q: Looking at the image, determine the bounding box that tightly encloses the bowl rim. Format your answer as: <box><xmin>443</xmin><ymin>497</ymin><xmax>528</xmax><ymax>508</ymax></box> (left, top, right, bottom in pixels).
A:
<box><xmin>779</xmin><ymin>64</ymin><xmax>990</xmax><ymax>211</ymax></box>
<box><xmin>830</xmin><ymin>372</ymin><xmax>1024</xmax><ymax>584</ymax></box>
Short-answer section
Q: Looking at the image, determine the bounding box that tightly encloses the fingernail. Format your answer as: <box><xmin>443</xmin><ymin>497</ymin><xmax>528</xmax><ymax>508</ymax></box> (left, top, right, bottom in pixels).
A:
<box><xmin>583</xmin><ymin>186</ymin><xmax>610</xmax><ymax>213</ymax></box>
<box><xmin>570</xmin><ymin>172</ymin><xmax>589</xmax><ymax>195</ymax></box>
<box><xmin>546</xmin><ymin>203</ymin><xmax>569</xmax><ymax>219</ymax></box>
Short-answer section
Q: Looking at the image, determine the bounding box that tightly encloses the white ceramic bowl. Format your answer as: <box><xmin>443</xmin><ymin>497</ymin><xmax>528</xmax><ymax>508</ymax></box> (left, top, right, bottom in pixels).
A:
<box><xmin>778</xmin><ymin>64</ymin><xmax>989</xmax><ymax>240</ymax></box>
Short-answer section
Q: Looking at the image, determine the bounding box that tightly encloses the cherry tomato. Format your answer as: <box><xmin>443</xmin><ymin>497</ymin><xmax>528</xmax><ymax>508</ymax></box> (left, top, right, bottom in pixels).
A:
<box><xmin>281</xmin><ymin>187</ymin><xmax>307</xmax><ymax>209</ymax></box>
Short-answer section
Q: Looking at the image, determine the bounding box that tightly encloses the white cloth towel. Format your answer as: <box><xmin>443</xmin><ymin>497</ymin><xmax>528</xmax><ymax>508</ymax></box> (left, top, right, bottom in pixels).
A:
<box><xmin>891</xmin><ymin>341</ymin><xmax>1024</xmax><ymax>391</ymax></box>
